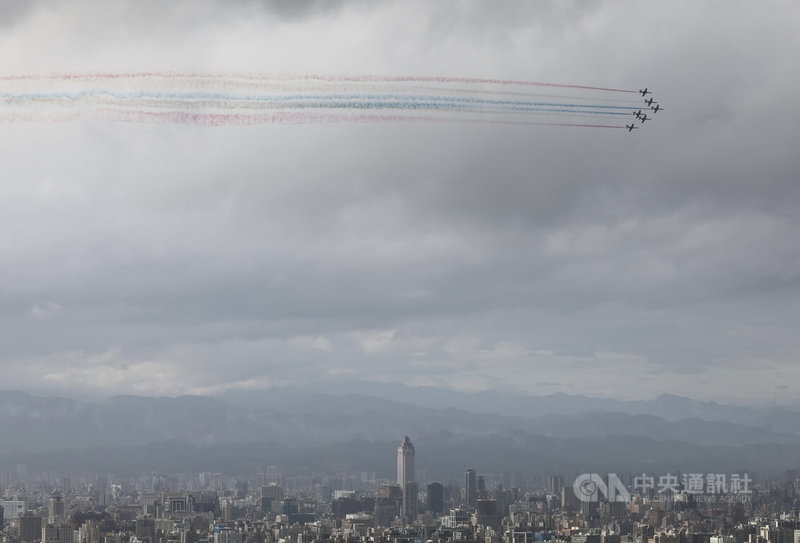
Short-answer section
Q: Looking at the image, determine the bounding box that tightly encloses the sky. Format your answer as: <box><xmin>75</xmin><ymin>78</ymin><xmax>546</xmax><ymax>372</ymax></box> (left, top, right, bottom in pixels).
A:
<box><xmin>1</xmin><ymin>0</ymin><xmax>799</xmax><ymax>404</ymax></box>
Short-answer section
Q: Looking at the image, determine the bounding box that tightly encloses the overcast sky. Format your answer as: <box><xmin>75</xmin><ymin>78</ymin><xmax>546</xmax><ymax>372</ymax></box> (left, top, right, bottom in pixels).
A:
<box><xmin>1</xmin><ymin>1</ymin><xmax>799</xmax><ymax>404</ymax></box>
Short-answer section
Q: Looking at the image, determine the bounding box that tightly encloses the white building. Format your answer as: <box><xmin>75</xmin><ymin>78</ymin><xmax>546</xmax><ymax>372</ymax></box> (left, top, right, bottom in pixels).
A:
<box><xmin>213</xmin><ymin>527</ymin><xmax>242</xmax><ymax>543</ymax></box>
<box><xmin>0</xmin><ymin>501</ymin><xmax>25</xmax><ymax>520</ymax></box>
<box><xmin>397</xmin><ymin>436</ymin><xmax>415</xmax><ymax>489</ymax></box>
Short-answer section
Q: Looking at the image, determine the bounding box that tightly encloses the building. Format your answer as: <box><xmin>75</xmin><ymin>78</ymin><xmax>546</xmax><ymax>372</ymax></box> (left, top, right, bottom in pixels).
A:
<box><xmin>75</xmin><ymin>520</ymin><xmax>100</xmax><ymax>543</ymax></box>
<box><xmin>48</xmin><ymin>495</ymin><xmax>65</xmax><ymax>525</ymax></box>
<box><xmin>213</xmin><ymin>526</ymin><xmax>242</xmax><ymax>543</ymax></box>
<box><xmin>373</xmin><ymin>503</ymin><xmax>396</xmax><ymax>527</ymax></box>
<box><xmin>427</xmin><ymin>482</ymin><xmax>444</xmax><ymax>514</ymax></box>
<box><xmin>465</xmin><ymin>469</ymin><xmax>477</xmax><ymax>508</ymax></box>
<box><xmin>397</xmin><ymin>436</ymin><xmax>415</xmax><ymax>489</ymax></box>
<box><xmin>19</xmin><ymin>513</ymin><xmax>42</xmax><ymax>542</ymax></box>
<box><xmin>42</xmin><ymin>522</ymin><xmax>72</xmax><ymax>543</ymax></box>
<box><xmin>134</xmin><ymin>518</ymin><xmax>155</xmax><ymax>542</ymax></box>
<box><xmin>402</xmin><ymin>481</ymin><xmax>418</xmax><ymax>521</ymax></box>
<box><xmin>443</xmin><ymin>508</ymin><xmax>471</xmax><ymax>529</ymax></box>
<box><xmin>0</xmin><ymin>501</ymin><xmax>25</xmax><ymax>520</ymax></box>
<box><xmin>476</xmin><ymin>498</ymin><xmax>499</xmax><ymax>529</ymax></box>
<box><xmin>378</xmin><ymin>484</ymin><xmax>402</xmax><ymax>500</ymax></box>
<box><xmin>222</xmin><ymin>500</ymin><xmax>232</xmax><ymax>522</ymax></box>
<box><xmin>261</xmin><ymin>484</ymin><xmax>283</xmax><ymax>514</ymax></box>
<box><xmin>547</xmin><ymin>475</ymin><xmax>564</xmax><ymax>494</ymax></box>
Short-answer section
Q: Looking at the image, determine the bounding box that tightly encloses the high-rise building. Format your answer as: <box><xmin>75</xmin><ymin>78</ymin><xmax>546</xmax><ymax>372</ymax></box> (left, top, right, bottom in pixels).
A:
<box><xmin>0</xmin><ymin>504</ymin><xmax>4</xmax><ymax>531</ymax></box>
<box><xmin>476</xmin><ymin>498</ymin><xmax>499</xmax><ymax>529</ymax></box>
<box><xmin>465</xmin><ymin>469</ymin><xmax>477</xmax><ymax>508</ymax></box>
<box><xmin>402</xmin><ymin>481</ymin><xmax>418</xmax><ymax>521</ymax></box>
<box><xmin>48</xmin><ymin>495</ymin><xmax>65</xmax><ymax>526</ymax></box>
<box><xmin>397</xmin><ymin>436</ymin><xmax>415</xmax><ymax>489</ymax></box>
<box><xmin>561</xmin><ymin>486</ymin><xmax>579</xmax><ymax>511</ymax></box>
<box><xmin>19</xmin><ymin>513</ymin><xmax>42</xmax><ymax>542</ymax></box>
<box><xmin>373</xmin><ymin>503</ymin><xmax>395</xmax><ymax>527</ymax></box>
<box><xmin>547</xmin><ymin>475</ymin><xmax>564</xmax><ymax>494</ymax></box>
<box><xmin>261</xmin><ymin>484</ymin><xmax>283</xmax><ymax>514</ymax></box>
<box><xmin>427</xmin><ymin>482</ymin><xmax>444</xmax><ymax>514</ymax></box>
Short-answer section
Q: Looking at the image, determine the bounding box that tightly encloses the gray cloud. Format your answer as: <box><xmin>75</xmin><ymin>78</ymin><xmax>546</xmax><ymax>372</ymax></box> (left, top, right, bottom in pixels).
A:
<box><xmin>0</xmin><ymin>0</ymin><xmax>798</xmax><ymax>402</ymax></box>
<box><xmin>0</xmin><ymin>0</ymin><xmax>43</xmax><ymax>29</ymax></box>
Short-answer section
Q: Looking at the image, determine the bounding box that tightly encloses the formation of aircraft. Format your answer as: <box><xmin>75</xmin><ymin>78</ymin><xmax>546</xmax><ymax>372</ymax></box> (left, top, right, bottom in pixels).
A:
<box><xmin>627</xmin><ymin>87</ymin><xmax>663</xmax><ymax>133</ymax></box>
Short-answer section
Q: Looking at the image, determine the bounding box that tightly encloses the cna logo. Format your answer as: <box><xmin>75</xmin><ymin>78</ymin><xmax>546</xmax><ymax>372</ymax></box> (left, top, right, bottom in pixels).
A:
<box><xmin>573</xmin><ymin>473</ymin><xmax>631</xmax><ymax>503</ymax></box>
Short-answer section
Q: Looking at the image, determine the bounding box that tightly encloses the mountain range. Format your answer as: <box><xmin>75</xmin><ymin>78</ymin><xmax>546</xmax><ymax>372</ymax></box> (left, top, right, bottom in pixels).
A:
<box><xmin>1</xmin><ymin>384</ymin><xmax>798</xmax><ymax>480</ymax></box>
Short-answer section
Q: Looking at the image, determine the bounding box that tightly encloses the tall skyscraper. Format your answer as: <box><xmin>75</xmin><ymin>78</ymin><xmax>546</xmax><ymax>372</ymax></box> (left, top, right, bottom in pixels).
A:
<box><xmin>465</xmin><ymin>469</ymin><xmax>477</xmax><ymax>507</ymax></box>
<box><xmin>397</xmin><ymin>436</ymin><xmax>415</xmax><ymax>489</ymax></box>
<box><xmin>547</xmin><ymin>475</ymin><xmax>564</xmax><ymax>494</ymax></box>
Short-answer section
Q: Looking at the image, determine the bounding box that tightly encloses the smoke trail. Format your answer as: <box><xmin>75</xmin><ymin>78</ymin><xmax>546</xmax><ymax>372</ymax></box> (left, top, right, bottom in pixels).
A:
<box><xmin>0</xmin><ymin>108</ymin><xmax>626</xmax><ymax>128</ymax></box>
<box><xmin>0</xmin><ymin>72</ymin><xmax>639</xmax><ymax>92</ymax></box>
<box><xmin>0</xmin><ymin>73</ymin><xmax>646</xmax><ymax>128</ymax></box>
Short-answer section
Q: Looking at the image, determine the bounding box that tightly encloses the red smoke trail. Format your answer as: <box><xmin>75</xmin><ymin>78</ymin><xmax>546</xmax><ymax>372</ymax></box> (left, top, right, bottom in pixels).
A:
<box><xmin>0</xmin><ymin>72</ymin><xmax>638</xmax><ymax>93</ymax></box>
<box><xmin>0</xmin><ymin>107</ymin><xmax>626</xmax><ymax>128</ymax></box>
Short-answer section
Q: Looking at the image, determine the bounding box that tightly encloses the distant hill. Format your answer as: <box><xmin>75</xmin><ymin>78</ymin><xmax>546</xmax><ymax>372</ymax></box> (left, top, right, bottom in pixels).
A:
<box><xmin>1</xmin><ymin>387</ymin><xmax>799</xmax><ymax>477</ymax></box>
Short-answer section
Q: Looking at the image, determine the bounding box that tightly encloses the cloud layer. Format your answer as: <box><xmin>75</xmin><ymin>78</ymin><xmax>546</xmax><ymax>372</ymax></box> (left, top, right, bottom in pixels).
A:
<box><xmin>1</xmin><ymin>1</ymin><xmax>799</xmax><ymax>402</ymax></box>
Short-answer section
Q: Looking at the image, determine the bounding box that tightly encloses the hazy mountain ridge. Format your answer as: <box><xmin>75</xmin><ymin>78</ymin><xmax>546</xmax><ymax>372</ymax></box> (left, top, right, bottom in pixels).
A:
<box><xmin>1</xmin><ymin>387</ymin><xmax>799</xmax><ymax>476</ymax></box>
<box><xmin>217</xmin><ymin>383</ymin><xmax>800</xmax><ymax>423</ymax></box>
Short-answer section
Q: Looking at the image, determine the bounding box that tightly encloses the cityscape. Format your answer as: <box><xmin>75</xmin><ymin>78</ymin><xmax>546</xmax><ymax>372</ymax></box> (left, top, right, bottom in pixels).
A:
<box><xmin>1</xmin><ymin>435</ymin><xmax>800</xmax><ymax>543</ymax></box>
<box><xmin>3</xmin><ymin>5</ymin><xmax>799</xmax><ymax>543</ymax></box>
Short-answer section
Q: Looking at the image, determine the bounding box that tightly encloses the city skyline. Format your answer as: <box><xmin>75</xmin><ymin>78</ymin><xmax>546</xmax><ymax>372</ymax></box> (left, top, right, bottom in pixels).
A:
<box><xmin>0</xmin><ymin>444</ymin><xmax>795</xmax><ymax>543</ymax></box>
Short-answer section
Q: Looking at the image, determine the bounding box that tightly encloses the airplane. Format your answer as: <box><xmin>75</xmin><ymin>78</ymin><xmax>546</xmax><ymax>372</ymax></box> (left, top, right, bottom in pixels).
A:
<box><xmin>639</xmin><ymin>88</ymin><xmax>652</xmax><ymax>96</ymax></box>
<box><xmin>633</xmin><ymin>109</ymin><xmax>645</xmax><ymax>119</ymax></box>
<box><xmin>645</xmin><ymin>97</ymin><xmax>656</xmax><ymax>107</ymax></box>
<box><xmin>639</xmin><ymin>114</ymin><xmax>650</xmax><ymax>123</ymax></box>
<box><xmin>651</xmin><ymin>103</ymin><xmax>664</xmax><ymax>114</ymax></box>
<box><xmin>626</xmin><ymin>123</ymin><xmax>639</xmax><ymax>132</ymax></box>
